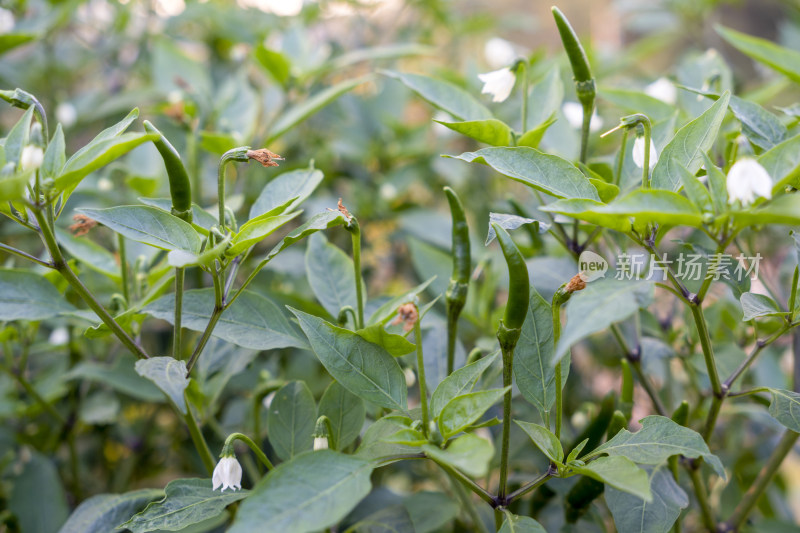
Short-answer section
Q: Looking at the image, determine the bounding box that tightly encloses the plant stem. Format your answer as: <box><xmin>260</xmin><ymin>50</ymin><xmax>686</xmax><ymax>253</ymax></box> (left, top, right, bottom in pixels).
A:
<box><xmin>688</xmin><ymin>465</ymin><xmax>716</xmax><ymax>532</ymax></box>
<box><xmin>414</xmin><ymin>317</ymin><xmax>430</xmax><ymax>435</ymax></box>
<box><xmin>641</xmin><ymin>118</ymin><xmax>652</xmax><ymax>188</ymax></box>
<box><xmin>499</xmin><ymin>341</ymin><xmax>515</xmax><ymax>500</ymax></box>
<box><xmin>32</xmin><ymin>206</ymin><xmax>149</xmax><ymax>360</ymax></box>
<box><xmin>117</xmin><ymin>233</ymin><xmax>130</xmax><ymax>303</ymax></box>
<box><xmin>614</xmin><ymin>130</ymin><xmax>628</xmax><ymax>186</ymax></box>
<box><xmin>610</xmin><ymin>324</ymin><xmax>667</xmax><ymax>416</ymax></box>
<box><xmin>552</xmin><ymin>300</ymin><xmax>564</xmax><ymax>440</ymax></box>
<box><xmin>429</xmin><ymin>456</ymin><xmax>496</xmax><ymax>506</ymax></box>
<box><xmin>224</xmin><ymin>432</ymin><xmax>275</xmax><ymax>470</ymax></box>
<box><xmin>186</xmin><ymin>271</ymin><xmax>224</xmax><ymax>375</ymax></box>
<box><xmin>448</xmin><ymin>472</ymin><xmax>490</xmax><ymax>533</ymax></box>
<box><xmin>173</xmin><ymin>267</ymin><xmax>184</xmax><ymax>359</ymax></box>
<box><xmin>0</xmin><ymin>242</ymin><xmax>53</xmax><ymax>268</ymax></box>
<box><xmin>349</xmin><ymin>219</ymin><xmax>365</xmax><ymax>329</ymax></box>
<box><xmin>217</xmin><ymin>158</ymin><xmax>227</xmax><ymax>234</ymax></box>
<box><xmin>579</xmin><ymin>101</ymin><xmax>592</xmax><ymax>165</ymax></box>
<box><xmin>505</xmin><ymin>470</ymin><xmax>554</xmax><ymax>503</ymax></box>
<box><xmin>183</xmin><ymin>404</ymin><xmax>215</xmax><ymax>474</ymax></box>
<box><xmin>724</xmin><ymin>325</ymin><xmax>794</xmax><ymax>390</ymax></box>
<box><xmin>690</xmin><ymin>305</ymin><xmax>723</xmax><ymax>440</ymax></box>
<box><xmin>519</xmin><ymin>61</ymin><xmax>529</xmax><ymax>133</ymax></box>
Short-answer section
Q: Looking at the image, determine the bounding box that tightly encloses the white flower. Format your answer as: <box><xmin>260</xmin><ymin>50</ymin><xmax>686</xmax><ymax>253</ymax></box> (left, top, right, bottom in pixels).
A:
<box><xmin>632</xmin><ymin>136</ymin><xmax>658</xmax><ymax>169</ymax></box>
<box><xmin>20</xmin><ymin>145</ymin><xmax>44</xmax><ymax>171</ymax></box>
<box><xmin>403</xmin><ymin>367</ymin><xmax>416</xmax><ymax>388</ymax></box>
<box><xmin>212</xmin><ymin>455</ymin><xmax>242</xmax><ymax>491</ymax></box>
<box><xmin>478</xmin><ymin>68</ymin><xmax>516</xmax><ymax>103</ymax></box>
<box><xmin>562</xmin><ymin>102</ymin><xmax>603</xmax><ymax>132</ymax></box>
<box><xmin>48</xmin><ymin>327</ymin><xmax>69</xmax><ymax>346</ymax></box>
<box><xmin>644</xmin><ymin>78</ymin><xmax>677</xmax><ymax>104</ymax></box>
<box><xmin>0</xmin><ymin>8</ymin><xmax>15</xmax><ymax>33</ymax></box>
<box><xmin>56</xmin><ymin>103</ymin><xmax>77</xmax><ymax>128</ymax></box>
<box><xmin>98</xmin><ymin>177</ymin><xmax>113</xmax><ymax>192</ymax></box>
<box><xmin>313</xmin><ymin>436</ymin><xmax>329</xmax><ymax>450</ymax></box>
<box><xmin>262</xmin><ymin>391</ymin><xmax>276</xmax><ymax>409</ymax></box>
<box><xmin>726</xmin><ymin>158</ymin><xmax>772</xmax><ymax>205</ymax></box>
<box><xmin>484</xmin><ymin>38</ymin><xmax>517</xmax><ymax>69</ymax></box>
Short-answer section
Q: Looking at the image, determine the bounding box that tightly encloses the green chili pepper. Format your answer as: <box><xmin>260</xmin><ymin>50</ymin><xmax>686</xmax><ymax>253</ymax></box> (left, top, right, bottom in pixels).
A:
<box><xmin>493</xmin><ymin>223</ymin><xmax>529</xmax><ymax>337</ymax></box>
<box><xmin>607</xmin><ymin>410</ymin><xmax>628</xmax><ymax>439</ymax></box>
<box><xmin>143</xmin><ymin>120</ymin><xmax>192</xmax><ymax>222</ymax></box>
<box><xmin>570</xmin><ymin>392</ymin><xmax>615</xmax><ymax>453</ymax></box>
<box><xmin>444</xmin><ymin>187</ymin><xmax>470</xmax><ymax>375</ymax></box>
<box><xmin>564</xmin><ymin>476</ymin><xmax>604</xmax><ymax>524</ymax></box>
<box><xmin>620</xmin><ymin>358</ymin><xmax>634</xmax><ymax>420</ymax></box>
<box><xmin>669</xmin><ymin>401</ymin><xmax>690</xmax><ymax>479</ymax></box>
<box><xmin>551</xmin><ymin>7</ymin><xmax>595</xmax><ymax>106</ymax></box>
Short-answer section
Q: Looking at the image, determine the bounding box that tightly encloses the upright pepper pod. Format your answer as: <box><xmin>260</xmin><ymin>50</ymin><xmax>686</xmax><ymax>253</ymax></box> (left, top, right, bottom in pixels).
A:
<box><xmin>551</xmin><ymin>7</ymin><xmax>595</xmax><ymax>108</ymax></box>
<box><xmin>444</xmin><ymin>187</ymin><xmax>471</xmax><ymax>375</ymax></box>
<box><xmin>493</xmin><ymin>223</ymin><xmax>529</xmax><ymax>347</ymax></box>
<box><xmin>620</xmin><ymin>358</ymin><xmax>634</xmax><ymax>420</ymax></box>
<box><xmin>143</xmin><ymin>120</ymin><xmax>192</xmax><ymax>222</ymax></box>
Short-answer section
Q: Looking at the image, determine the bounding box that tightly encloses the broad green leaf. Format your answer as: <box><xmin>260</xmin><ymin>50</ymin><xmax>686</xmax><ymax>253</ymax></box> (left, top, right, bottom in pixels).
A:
<box><xmin>0</xmin><ymin>34</ymin><xmax>35</xmax><ymax>55</ymax></box>
<box><xmin>120</xmin><ymin>478</ymin><xmax>247</xmax><ymax>533</ymax></box>
<box><xmin>167</xmin><ymin>235</ymin><xmax>230</xmax><ymax>268</ymax></box>
<box><xmin>381</xmin><ymin>428</ymin><xmax>427</xmax><ymax>446</ymax></box>
<box><xmin>600</xmin><ymin>87</ymin><xmax>675</xmax><ymax>122</ymax></box>
<box><xmin>767</xmin><ymin>388</ymin><xmax>800</xmax><ymax>432</ymax></box>
<box><xmin>435</xmin><ymin>118</ymin><xmax>513</xmax><ymax>146</ymax></box>
<box><xmin>347</xmin><ymin>506</ymin><xmax>416</xmax><ymax>533</ymax></box>
<box><xmin>144</xmin><ymin>289</ymin><xmax>308</xmax><ymax>351</ymax></box>
<box><xmin>355</xmin><ymin>323</ymin><xmax>415</xmax><ymax>357</ymax></box>
<box><xmin>555</xmin><ymin>280</ymin><xmax>654</xmax><ymax>361</ymax></box>
<box><xmin>438</xmin><ymin>387</ymin><xmax>508</xmax><ymax>440</ymax></box>
<box><xmin>229</xmin><ymin>450</ymin><xmax>373</xmax><ymax>533</ymax></box>
<box><xmin>254</xmin><ymin>45</ymin><xmax>291</xmax><ymax>85</ymax></box>
<box><xmin>355</xmin><ymin>415</ymin><xmax>418</xmax><ymax>460</ymax></box>
<box><xmin>526</xmin><ymin>66</ymin><xmax>563</xmax><ymax>127</ymax></box>
<box><xmin>760</xmin><ymin>133</ymin><xmax>800</xmax><ymax>193</ymax></box>
<box><xmin>139</xmin><ymin>198</ymin><xmax>218</xmax><ymax>234</ymax></box>
<box><xmin>261</xmin><ymin>210</ymin><xmax>349</xmax><ymax>263</ymax></box>
<box><xmin>515</xmin><ymin>420</ymin><xmax>564</xmax><ymax>464</ymax></box>
<box><xmin>0</xmin><ymin>269</ymin><xmax>75</xmax><ymax>320</ymax></box>
<box><xmin>57</xmin><ymin>489</ymin><xmax>163</xmax><ymax>533</ymax></box>
<box><xmin>65</xmin><ymin>358</ymin><xmax>163</xmax><ymax>403</ymax></box>
<box><xmin>606</xmin><ymin>466</ymin><xmax>689</xmax><ymax>533</ymax></box>
<box><xmin>250</xmin><ymin>165</ymin><xmax>324</xmax><ymax>219</ymax></box>
<box><xmin>267</xmin><ymin>77</ymin><xmax>368</xmax><ymax>142</ymax></box>
<box><xmin>76</xmin><ymin>206</ymin><xmax>201</xmax><ymax>253</ymax></box>
<box><xmin>226</xmin><ymin>211</ymin><xmax>301</xmax><ymax>256</ymax></box>
<box><xmin>422</xmin><ymin>433</ymin><xmax>494</xmax><ymax>477</ymax></box>
<box><xmin>290</xmin><ymin>308</ymin><xmax>408</xmax><ymax>412</ymax></box>
<box><xmin>517</xmin><ymin>116</ymin><xmax>557</xmax><ymax>149</ymax></box>
<box><xmin>42</xmin><ymin>124</ymin><xmax>66</xmax><ymax>180</ymax></box>
<box><xmin>382</xmin><ymin>70</ymin><xmax>492</xmax><ymax>121</ymax></box>
<box><xmin>540</xmin><ymin>198</ymin><xmax>631</xmax><ymax>232</ymax></box>
<box><xmin>446</xmin><ymin>147</ymin><xmax>600</xmax><ymax>200</ymax></box>
<box><xmin>3</xmin><ymin>105</ymin><xmax>34</xmax><ymax>167</ymax></box>
<box><xmin>740</xmin><ymin>292</ymin><xmax>785</xmax><ymax>321</ymax></box>
<box><xmin>430</xmin><ymin>351</ymin><xmax>499</xmax><ymax>418</ymax></box>
<box><xmin>651</xmin><ymin>93</ymin><xmax>730</xmax><ymax>191</ymax></box>
<box><xmin>306</xmin><ymin>232</ymin><xmax>361</xmax><ymax>318</ymax></box>
<box><xmin>134</xmin><ymin>357</ymin><xmax>190</xmax><ymax>414</ymax></box>
<box><xmin>593</xmin><ymin>189</ymin><xmax>704</xmax><ymax>228</ymax></box>
<box><xmin>485</xmin><ymin>213</ymin><xmax>548</xmax><ymax>245</ymax></box>
<box><xmin>8</xmin><ymin>452</ymin><xmax>69</xmax><ymax>533</ymax></box>
<box><xmin>498</xmin><ymin>513</ymin><xmax>547</xmax><ymax>533</ymax></box>
<box><xmin>0</xmin><ymin>169</ymin><xmax>30</xmax><ymax>203</ymax></box>
<box><xmin>717</xmin><ymin>25</ymin><xmax>800</xmax><ymax>84</ymax></box>
<box><xmin>572</xmin><ymin>456</ymin><xmax>652</xmax><ymax>501</ymax></box>
<box><xmin>318</xmin><ymin>381</ymin><xmax>366</xmax><ymax>450</ymax></box>
<box><xmin>731</xmin><ymin>193</ymin><xmax>800</xmax><ymax>227</ymax></box>
<box><xmin>56</xmin><ymin>132</ymin><xmax>159</xmax><ymax>194</ymax></box>
<box><xmin>367</xmin><ymin>277</ymin><xmax>436</xmax><ymax>325</ymax></box>
<box><xmin>55</xmin><ymin>227</ymin><xmax>120</xmax><ymax>280</ymax></box>
<box><xmin>268</xmin><ymin>381</ymin><xmax>317</xmax><ymax>461</ymax></box>
<box><xmin>584</xmin><ymin>416</ymin><xmax>725</xmax><ymax>479</ymax></box>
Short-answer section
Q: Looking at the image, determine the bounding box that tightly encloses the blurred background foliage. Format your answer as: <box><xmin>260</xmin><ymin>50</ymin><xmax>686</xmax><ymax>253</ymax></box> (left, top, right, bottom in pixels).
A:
<box><xmin>2</xmin><ymin>0</ymin><xmax>800</xmax><ymax>531</ymax></box>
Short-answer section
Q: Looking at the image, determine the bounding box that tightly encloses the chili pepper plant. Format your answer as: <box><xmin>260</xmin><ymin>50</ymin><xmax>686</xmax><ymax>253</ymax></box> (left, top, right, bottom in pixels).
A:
<box><xmin>2</xmin><ymin>3</ymin><xmax>800</xmax><ymax>533</ymax></box>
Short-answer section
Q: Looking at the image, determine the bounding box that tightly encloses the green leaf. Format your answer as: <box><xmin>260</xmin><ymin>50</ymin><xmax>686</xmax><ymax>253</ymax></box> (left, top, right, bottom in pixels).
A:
<box><xmin>347</xmin><ymin>506</ymin><xmax>416</xmax><ymax>533</ymax></box>
<box><xmin>262</xmin><ymin>211</ymin><xmax>349</xmax><ymax>263</ymax></box>
<box><xmin>731</xmin><ymin>193</ymin><xmax>800</xmax><ymax>227</ymax></box>
<box><xmin>405</xmin><ymin>491</ymin><xmax>459</xmax><ymax>533</ymax></box>
<box><xmin>305</xmin><ymin>233</ymin><xmax>362</xmax><ymax>318</ymax></box>
<box><xmin>517</xmin><ymin>116</ymin><xmax>557</xmax><ymax>149</ymax></box>
<box><xmin>267</xmin><ymin>77</ymin><xmax>368</xmax><ymax>142</ymax></box>
<box><xmin>0</xmin><ymin>169</ymin><xmax>30</xmax><ymax>203</ymax></box>
<box><xmin>367</xmin><ymin>277</ymin><xmax>435</xmax><ymax>325</ymax></box>
<box><xmin>716</xmin><ymin>25</ymin><xmax>800</xmax><ymax>84</ymax></box>
<box><xmin>651</xmin><ymin>93</ymin><xmax>730</xmax><ymax>191</ymax></box>
<box><xmin>356</xmin><ymin>415</ymin><xmax>418</xmax><ymax>460</ymax></box>
<box><xmin>498</xmin><ymin>513</ymin><xmax>547</xmax><ymax>533</ymax></box>
<box><xmin>55</xmin><ymin>227</ymin><xmax>120</xmax><ymax>280</ymax></box>
<box><xmin>8</xmin><ymin>452</ymin><xmax>69</xmax><ymax>533</ymax></box>
<box><xmin>767</xmin><ymin>388</ymin><xmax>800</xmax><ymax>432</ymax></box>
<box><xmin>759</xmin><ymin>133</ymin><xmax>800</xmax><ymax>193</ymax></box>
<box><xmin>606</xmin><ymin>466</ymin><xmax>689</xmax><ymax>533</ymax></box>
<box><xmin>515</xmin><ymin>420</ymin><xmax>564</xmax><ymax>464</ymax></box>
<box><xmin>42</xmin><ymin>123</ymin><xmax>66</xmax><ymax>180</ymax></box>
<box><xmin>65</xmin><ymin>358</ymin><xmax>163</xmax><ymax>403</ymax></box>
<box><xmin>382</xmin><ymin>70</ymin><xmax>492</xmax><ymax>121</ymax></box>
<box><xmin>381</xmin><ymin>428</ymin><xmax>428</xmax><ymax>446</ymax></box>
<box><xmin>229</xmin><ymin>450</ymin><xmax>373</xmax><ymax>533</ymax></box>
<box><xmin>539</xmin><ymin>198</ymin><xmax>631</xmax><ymax>232</ymax></box>
<box><xmin>120</xmin><ymin>478</ymin><xmax>248</xmax><ymax>533</ymax></box>
<box><xmin>167</xmin><ymin>236</ymin><xmax>230</xmax><ymax>268</ymax></box>
<box><xmin>702</xmin><ymin>153</ymin><xmax>728</xmax><ymax>214</ymax></box>
<box><xmin>554</xmin><ymin>280</ymin><xmax>654</xmax><ymax>362</ymax></box>
<box><xmin>422</xmin><ymin>433</ymin><xmax>495</xmax><ymax>477</ymax></box>
<box><xmin>600</xmin><ymin>87</ymin><xmax>675</xmax><ymax>122</ymax></box>
<box><xmin>446</xmin><ymin>147</ymin><xmax>600</xmax><ymax>200</ymax></box>
<box><xmin>596</xmin><ymin>189</ymin><xmax>704</xmax><ymax>228</ymax></box>
<box><xmin>226</xmin><ymin>211</ymin><xmax>301</xmax><ymax>257</ymax></box>
<box><xmin>572</xmin><ymin>456</ymin><xmax>652</xmax><ymax>501</ymax></box>
<box><xmin>318</xmin><ymin>381</ymin><xmax>366</xmax><ymax>450</ymax></box>
<box><xmin>267</xmin><ymin>381</ymin><xmax>317</xmax><ymax>461</ymax></box>
<box><xmin>4</xmin><ymin>105</ymin><xmax>34</xmax><ymax>169</ymax></box>
<box><xmin>430</xmin><ymin>351</ymin><xmax>499</xmax><ymax>418</ymax></box>
<box><xmin>434</xmin><ymin>118</ymin><xmax>513</xmax><ymax>146</ymax></box>
<box><xmin>588</xmin><ymin>177</ymin><xmax>620</xmax><ymax>204</ymax></box>
<box><xmin>138</xmin><ymin>198</ymin><xmax>219</xmax><ymax>234</ymax></box>
<box><xmin>675</xmin><ymin>164</ymin><xmax>713</xmax><ymax>214</ymax></box>
<box><xmin>0</xmin><ymin>34</ymin><xmax>35</xmax><ymax>55</ymax></box>
<box><xmin>526</xmin><ymin>66</ymin><xmax>564</xmax><ymax>127</ymax></box>
<box><xmin>355</xmin><ymin>323</ymin><xmax>415</xmax><ymax>357</ymax></box>
<box><xmin>144</xmin><ymin>289</ymin><xmax>308</xmax><ymax>351</ymax></box>
<box><xmin>250</xmin><ymin>165</ymin><xmax>324</xmax><ymax>219</ymax></box>
<box><xmin>0</xmin><ymin>269</ymin><xmax>75</xmax><ymax>320</ymax></box>
<box><xmin>740</xmin><ymin>292</ymin><xmax>785</xmax><ymax>321</ymax></box>
<box><xmin>584</xmin><ymin>416</ymin><xmax>725</xmax><ymax>479</ymax></box>
<box><xmin>290</xmin><ymin>308</ymin><xmax>408</xmax><ymax>412</ymax></box>
<box><xmin>254</xmin><ymin>45</ymin><xmax>291</xmax><ymax>85</ymax></box>
<box><xmin>134</xmin><ymin>357</ymin><xmax>190</xmax><ymax>414</ymax></box>
<box><xmin>57</xmin><ymin>489</ymin><xmax>163</xmax><ymax>533</ymax></box>
<box><xmin>76</xmin><ymin>206</ymin><xmax>201</xmax><ymax>253</ymax></box>
<box><xmin>438</xmin><ymin>387</ymin><xmax>508</xmax><ymax>440</ymax></box>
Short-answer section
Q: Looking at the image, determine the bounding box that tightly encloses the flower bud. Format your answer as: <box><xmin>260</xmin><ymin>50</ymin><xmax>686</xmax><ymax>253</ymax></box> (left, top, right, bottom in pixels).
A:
<box><xmin>20</xmin><ymin>145</ymin><xmax>44</xmax><ymax>171</ymax></box>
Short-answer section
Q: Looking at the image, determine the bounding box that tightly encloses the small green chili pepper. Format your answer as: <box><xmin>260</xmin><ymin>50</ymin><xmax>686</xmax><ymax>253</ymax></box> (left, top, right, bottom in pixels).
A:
<box><xmin>607</xmin><ymin>409</ymin><xmax>628</xmax><ymax>439</ymax></box>
<box><xmin>570</xmin><ymin>392</ymin><xmax>615</xmax><ymax>454</ymax></box>
<box><xmin>620</xmin><ymin>358</ymin><xmax>634</xmax><ymax>420</ymax></box>
<box><xmin>493</xmin><ymin>223</ymin><xmax>529</xmax><ymax>338</ymax></box>
<box><xmin>143</xmin><ymin>120</ymin><xmax>192</xmax><ymax>222</ymax></box>
<box><xmin>444</xmin><ymin>186</ymin><xmax>470</xmax><ymax>375</ymax></box>
<box><xmin>551</xmin><ymin>7</ymin><xmax>596</xmax><ymax>106</ymax></box>
<box><xmin>564</xmin><ymin>476</ymin><xmax>604</xmax><ymax>524</ymax></box>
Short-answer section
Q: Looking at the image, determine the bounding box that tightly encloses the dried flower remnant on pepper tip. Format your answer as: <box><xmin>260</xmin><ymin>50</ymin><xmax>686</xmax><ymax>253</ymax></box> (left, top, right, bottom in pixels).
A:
<box><xmin>246</xmin><ymin>148</ymin><xmax>284</xmax><ymax>167</ymax></box>
<box><xmin>392</xmin><ymin>302</ymin><xmax>419</xmax><ymax>332</ymax></box>
<box><xmin>565</xmin><ymin>273</ymin><xmax>586</xmax><ymax>294</ymax></box>
<box><xmin>69</xmin><ymin>214</ymin><xmax>98</xmax><ymax>237</ymax></box>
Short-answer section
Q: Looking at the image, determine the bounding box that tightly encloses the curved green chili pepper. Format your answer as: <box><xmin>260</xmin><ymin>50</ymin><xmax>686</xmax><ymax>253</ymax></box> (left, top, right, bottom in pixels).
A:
<box><xmin>493</xmin><ymin>223</ymin><xmax>529</xmax><ymax>336</ymax></box>
<box><xmin>607</xmin><ymin>409</ymin><xmax>628</xmax><ymax>439</ymax></box>
<box><xmin>444</xmin><ymin>186</ymin><xmax>470</xmax><ymax>375</ymax></box>
<box><xmin>143</xmin><ymin>120</ymin><xmax>192</xmax><ymax>222</ymax></box>
<box><xmin>551</xmin><ymin>7</ymin><xmax>595</xmax><ymax>104</ymax></box>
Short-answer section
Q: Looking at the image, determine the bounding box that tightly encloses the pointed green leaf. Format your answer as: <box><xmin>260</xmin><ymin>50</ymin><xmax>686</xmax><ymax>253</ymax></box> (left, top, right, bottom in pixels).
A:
<box><xmin>250</xmin><ymin>165</ymin><xmax>324</xmax><ymax>219</ymax></box>
<box><xmin>717</xmin><ymin>25</ymin><xmax>800</xmax><ymax>84</ymax></box>
<box><xmin>42</xmin><ymin>124</ymin><xmax>65</xmax><ymax>180</ymax></box>
<box><xmin>382</xmin><ymin>70</ymin><xmax>492</xmax><ymax>121</ymax></box>
<box><xmin>57</xmin><ymin>489</ymin><xmax>163</xmax><ymax>533</ymax></box>
<box><xmin>226</xmin><ymin>211</ymin><xmax>301</xmax><ymax>256</ymax></box>
<box><xmin>572</xmin><ymin>456</ymin><xmax>652</xmax><ymax>501</ymax></box>
<box><xmin>517</xmin><ymin>116</ymin><xmax>557</xmax><ymax>149</ymax></box>
<box><xmin>268</xmin><ymin>381</ymin><xmax>317</xmax><ymax>461</ymax></box>
<box><xmin>305</xmin><ymin>232</ymin><xmax>362</xmax><ymax>318</ymax></box>
<box><xmin>318</xmin><ymin>381</ymin><xmax>366</xmax><ymax>450</ymax></box>
<box><xmin>596</xmin><ymin>188</ymin><xmax>703</xmax><ymax>228</ymax></box>
<box><xmin>0</xmin><ymin>269</ymin><xmax>75</xmax><ymax>320</ymax></box>
<box><xmin>76</xmin><ymin>206</ymin><xmax>201</xmax><ymax>253</ymax></box>
<box><xmin>540</xmin><ymin>198</ymin><xmax>631</xmax><ymax>232</ymax></box>
<box><xmin>422</xmin><ymin>433</ymin><xmax>495</xmax><ymax>477</ymax></box>
<box><xmin>515</xmin><ymin>420</ymin><xmax>564</xmax><ymax>464</ymax></box>
<box><xmin>438</xmin><ymin>387</ymin><xmax>508</xmax><ymax>440</ymax></box>
<box><xmin>760</xmin><ymin>133</ymin><xmax>800</xmax><ymax>193</ymax></box>
<box><xmin>134</xmin><ymin>357</ymin><xmax>189</xmax><ymax>414</ymax></box>
<box><xmin>606</xmin><ymin>466</ymin><xmax>689</xmax><ymax>533</ymax></box>
<box><xmin>732</xmin><ymin>193</ymin><xmax>800</xmax><ymax>227</ymax></box>
<box><xmin>431</xmin><ymin>351</ymin><xmax>499</xmax><ymax>418</ymax></box>
<box><xmin>354</xmin><ymin>323</ymin><xmax>415</xmax><ymax>357</ymax></box>
<box><xmin>435</xmin><ymin>118</ymin><xmax>513</xmax><ymax>146</ymax></box>
<box><xmin>4</xmin><ymin>106</ymin><xmax>34</xmax><ymax>167</ymax></box>
<box><xmin>740</xmin><ymin>292</ymin><xmax>785</xmax><ymax>321</ymax></box>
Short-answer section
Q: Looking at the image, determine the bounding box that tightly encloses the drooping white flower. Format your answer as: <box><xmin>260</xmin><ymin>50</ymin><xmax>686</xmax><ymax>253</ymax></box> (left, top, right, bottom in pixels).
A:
<box><xmin>632</xmin><ymin>136</ymin><xmax>658</xmax><ymax>169</ymax></box>
<box><xmin>478</xmin><ymin>68</ymin><xmax>516</xmax><ymax>103</ymax></box>
<box><xmin>313</xmin><ymin>436</ymin><xmax>329</xmax><ymax>450</ymax></box>
<box><xmin>726</xmin><ymin>158</ymin><xmax>772</xmax><ymax>205</ymax></box>
<box><xmin>262</xmin><ymin>391</ymin><xmax>276</xmax><ymax>409</ymax></box>
<box><xmin>20</xmin><ymin>145</ymin><xmax>44</xmax><ymax>171</ymax></box>
<box><xmin>484</xmin><ymin>38</ymin><xmax>517</xmax><ymax>69</ymax></box>
<box><xmin>212</xmin><ymin>455</ymin><xmax>242</xmax><ymax>492</ymax></box>
<box><xmin>55</xmin><ymin>103</ymin><xmax>77</xmax><ymax>128</ymax></box>
<box><xmin>0</xmin><ymin>8</ymin><xmax>15</xmax><ymax>33</ymax></box>
<box><xmin>562</xmin><ymin>102</ymin><xmax>603</xmax><ymax>132</ymax></box>
<box><xmin>644</xmin><ymin>77</ymin><xmax>677</xmax><ymax>104</ymax></box>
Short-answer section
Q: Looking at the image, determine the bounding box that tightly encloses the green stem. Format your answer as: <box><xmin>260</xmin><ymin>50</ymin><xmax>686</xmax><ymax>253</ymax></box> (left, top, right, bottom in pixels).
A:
<box><xmin>519</xmin><ymin>61</ymin><xmax>529</xmax><ymax>133</ymax></box>
<box><xmin>222</xmin><ymin>432</ymin><xmax>275</xmax><ymax>470</ymax></box>
<box><xmin>173</xmin><ymin>267</ymin><xmax>184</xmax><ymax>359</ymax></box>
<box><xmin>184</xmin><ymin>404</ymin><xmax>215</xmax><ymax>474</ymax></box>
<box><xmin>499</xmin><ymin>340</ymin><xmax>515</xmax><ymax>499</ymax></box>
<box><xmin>428</xmin><ymin>456</ymin><xmax>496</xmax><ymax>506</ymax></box>
<box><xmin>0</xmin><ymin>242</ymin><xmax>53</xmax><ymax>268</ymax></box>
<box><xmin>641</xmin><ymin>120</ymin><xmax>652</xmax><ymax>188</ymax></box>
<box><xmin>185</xmin><ymin>271</ymin><xmax>224</xmax><ymax>375</ymax></box>
<box><xmin>614</xmin><ymin>130</ymin><xmax>628</xmax><ymax>186</ymax></box>
<box><xmin>505</xmin><ymin>470</ymin><xmax>554</xmax><ymax>503</ymax></box>
<box><xmin>217</xmin><ymin>159</ymin><xmax>227</xmax><ymax>234</ymax></box>
<box><xmin>118</xmin><ymin>234</ymin><xmax>130</xmax><ymax>304</ymax></box>
<box><xmin>688</xmin><ymin>466</ymin><xmax>716</xmax><ymax>532</ymax></box>
<box><xmin>691</xmin><ymin>305</ymin><xmax>723</xmax><ymax>440</ymax></box>
<box><xmin>2</xmin><ymin>366</ymin><xmax>64</xmax><ymax>423</ymax></box>
<box><xmin>414</xmin><ymin>317</ymin><xmax>430</xmax><ymax>435</ymax></box>
<box><xmin>579</xmin><ymin>101</ymin><xmax>593</xmax><ymax>164</ymax></box>
<box><xmin>348</xmin><ymin>219</ymin><xmax>365</xmax><ymax>329</ymax></box>
<box><xmin>610</xmin><ymin>324</ymin><xmax>667</xmax><ymax>416</ymax></box>
<box><xmin>448</xmin><ymin>473</ymin><xmax>490</xmax><ymax>533</ymax></box>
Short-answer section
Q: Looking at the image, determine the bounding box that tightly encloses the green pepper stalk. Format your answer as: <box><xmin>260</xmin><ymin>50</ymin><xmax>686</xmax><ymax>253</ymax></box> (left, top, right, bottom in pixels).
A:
<box><xmin>339</xmin><ymin>199</ymin><xmax>365</xmax><ymax>330</ymax></box>
<box><xmin>1</xmin><ymin>89</ymin><xmax>48</xmax><ymax>144</ymax></box>
<box><xmin>620</xmin><ymin>358</ymin><xmax>634</xmax><ymax>420</ymax></box>
<box><xmin>552</xmin><ymin>7</ymin><xmax>596</xmax><ymax>164</ymax></box>
<box><xmin>668</xmin><ymin>401</ymin><xmax>690</xmax><ymax>481</ymax></box>
<box><xmin>552</xmin><ymin>275</ymin><xmax>586</xmax><ymax>439</ymax></box>
<box><xmin>602</xmin><ymin>113</ymin><xmax>653</xmax><ymax>188</ymax></box>
<box><xmin>444</xmin><ymin>187</ymin><xmax>471</xmax><ymax>375</ymax></box>
<box><xmin>217</xmin><ymin>146</ymin><xmax>284</xmax><ymax>234</ymax></box>
<box><xmin>219</xmin><ymin>432</ymin><xmax>274</xmax><ymax>472</ymax></box>
<box><xmin>492</xmin><ymin>223</ymin><xmax>530</xmax><ymax>501</ymax></box>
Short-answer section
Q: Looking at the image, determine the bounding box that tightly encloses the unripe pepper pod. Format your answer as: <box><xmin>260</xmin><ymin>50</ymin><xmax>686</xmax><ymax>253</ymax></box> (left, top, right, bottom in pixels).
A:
<box><xmin>492</xmin><ymin>223</ymin><xmax>529</xmax><ymax>336</ymax></box>
<box><xmin>551</xmin><ymin>7</ymin><xmax>596</xmax><ymax>108</ymax></box>
<box><xmin>444</xmin><ymin>187</ymin><xmax>471</xmax><ymax>285</ymax></box>
<box><xmin>606</xmin><ymin>410</ymin><xmax>628</xmax><ymax>439</ymax></box>
<box><xmin>671</xmin><ymin>400</ymin><xmax>690</xmax><ymax>427</ymax></box>
<box><xmin>143</xmin><ymin>120</ymin><xmax>193</xmax><ymax>222</ymax></box>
